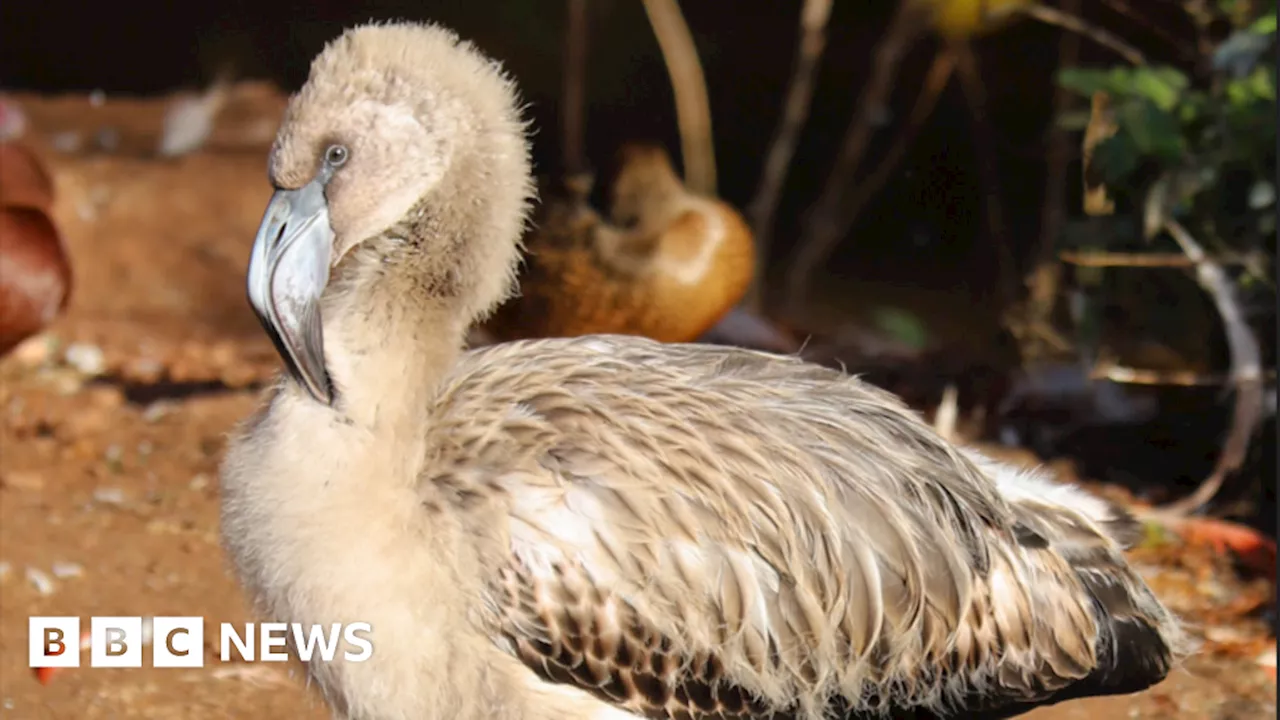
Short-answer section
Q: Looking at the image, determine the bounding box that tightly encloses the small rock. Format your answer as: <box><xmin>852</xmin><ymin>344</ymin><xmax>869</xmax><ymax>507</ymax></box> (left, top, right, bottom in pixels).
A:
<box><xmin>0</xmin><ymin>561</ymin><xmax>11</xmax><ymax>581</ymax></box>
<box><xmin>64</xmin><ymin>343</ymin><xmax>106</xmax><ymax>376</ymax></box>
<box><xmin>94</xmin><ymin>127</ymin><xmax>120</xmax><ymax>152</ymax></box>
<box><xmin>75</xmin><ymin>199</ymin><xmax>99</xmax><ymax>222</ymax></box>
<box><xmin>50</xmin><ymin>370</ymin><xmax>86</xmax><ymax>396</ymax></box>
<box><xmin>1</xmin><ymin>471</ymin><xmax>44</xmax><ymax>491</ymax></box>
<box><xmin>25</xmin><ymin>567</ymin><xmax>54</xmax><ymax>596</ymax></box>
<box><xmin>104</xmin><ymin>446</ymin><xmax>125</xmax><ymax>473</ymax></box>
<box><xmin>51</xmin><ymin>562</ymin><xmax>82</xmax><ymax>579</ymax></box>
<box><xmin>93</xmin><ymin>486</ymin><xmax>126</xmax><ymax>506</ymax></box>
<box><xmin>85</xmin><ymin>385</ymin><xmax>124</xmax><ymax>409</ymax></box>
<box><xmin>89</xmin><ymin>89</ymin><xmax>106</xmax><ymax>107</ymax></box>
<box><xmin>8</xmin><ymin>334</ymin><xmax>58</xmax><ymax>368</ymax></box>
<box><xmin>142</xmin><ymin>400</ymin><xmax>173</xmax><ymax>423</ymax></box>
<box><xmin>129</xmin><ymin>357</ymin><xmax>165</xmax><ymax>384</ymax></box>
<box><xmin>145</xmin><ymin>518</ymin><xmax>181</xmax><ymax>535</ymax></box>
<box><xmin>61</xmin><ymin>406</ymin><xmax>111</xmax><ymax>438</ymax></box>
<box><xmin>189</xmin><ymin>474</ymin><xmax>209</xmax><ymax>491</ymax></box>
<box><xmin>50</xmin><ymin>131</ymin><xmax>82</xmax><ymax>154</ymax></box>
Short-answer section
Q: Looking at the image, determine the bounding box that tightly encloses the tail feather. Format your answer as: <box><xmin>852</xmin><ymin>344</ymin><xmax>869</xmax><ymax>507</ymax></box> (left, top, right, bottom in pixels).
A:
<box><xmin>952</xmin><ymin>452</ymin><xmax>1194</xmax><ymax>719</ymax></box>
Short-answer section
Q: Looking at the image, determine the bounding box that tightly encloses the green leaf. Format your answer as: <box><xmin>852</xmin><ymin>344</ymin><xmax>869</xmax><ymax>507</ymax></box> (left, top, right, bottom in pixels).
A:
<box><xmin>1117</xmin><ymin>100</ymin><xmax>1184</xmax><ymax>161</ymax></box>
<box><xmin>1055</xmin><ymin>67</ymin><xmax>1114</xmax><ymax>97</ymax></box>
<box><xmin>1056</xmin><ymin>66</ymin><xmax>1191</xmax><ymax>112</ymax></box>
<box><xmin>1129</xmin><ymin>67</ymin><xmax>1190</xmax><ymax>111</ymax></box>
<box><xmin>1249</xmin><ymin>13</ymin><xmax>1277</xmax><ymax>35</ymax></box>
<box><xmin>1091</xmin><ymin>133</ymin><xmax>1141</xmax><ymax>184</ymax></box>
<box><xmin>1138</xmin><ymin>520</ymin><xmax>1176</xmax><ymax>550</ymax></box>
<box><xmin>870</xmin><ymin>307</ymin><xmax>930</xmax><ymax>351</ymax></box>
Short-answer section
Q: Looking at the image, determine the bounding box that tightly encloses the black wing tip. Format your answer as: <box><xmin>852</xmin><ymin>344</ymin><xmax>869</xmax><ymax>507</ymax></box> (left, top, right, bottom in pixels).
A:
<box><xmin>845</xmin><ymin>615</ymin><xmax>1177</xmax><ymax>720</ymax></box>
<box><xmin>1101</xmin><ymin>503</ymin><xmax>1145</xmax><ymax>550</ymax></box>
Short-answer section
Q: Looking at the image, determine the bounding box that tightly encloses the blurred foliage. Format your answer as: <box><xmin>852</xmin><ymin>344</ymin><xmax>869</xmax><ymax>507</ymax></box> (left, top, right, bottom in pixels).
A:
<box><xmin>871</xmin><ymin>306</ymin><xmax>932</xmax><ymax>351</ymax></box>
<box><xmin>1049</xmin><ymin>0</ymin><xmax>1276</xmax><ymax>365</ymax></box>
<box><xmin>1054</xmin><ymin>1</ymin><xmax>1276</xmax><ymax>249</ymax></box>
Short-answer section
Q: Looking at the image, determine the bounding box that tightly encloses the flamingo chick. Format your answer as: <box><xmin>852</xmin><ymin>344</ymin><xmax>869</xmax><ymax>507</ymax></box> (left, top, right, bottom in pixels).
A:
<box><xmin>219</xmin><ymin>22</ymin><xmax>1190</xmax><ymax>720</ymax></box>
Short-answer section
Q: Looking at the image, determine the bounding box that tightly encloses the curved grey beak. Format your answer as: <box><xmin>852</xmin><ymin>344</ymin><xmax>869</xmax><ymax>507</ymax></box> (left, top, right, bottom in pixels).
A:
<box><xmin>247</xmin><ymin>175</ymin><xmax>335</xmax><ymax>405</ymax></box>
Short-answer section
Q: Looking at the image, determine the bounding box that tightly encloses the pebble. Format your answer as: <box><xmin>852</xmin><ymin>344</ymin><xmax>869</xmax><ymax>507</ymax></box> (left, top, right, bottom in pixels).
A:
<box><xmin>8</xmin><ymin>334</ymin><xmax>58</xmax><ymax>367</ymax></box>
<box><xmin>65</xmin><ymin>343</ymin><xmax>106</xmax><ymax>376</ymax></box>
<box><xmin>25</xmin><ymin>567</ymin><xmax>55</xmax><ymax>596</ymax></box>
<box><xmin>0</xmin><ymin>561</ymin><xmax>11</xmax><ymax>581</ymax></box>
<box><xmin>75</xmin><ymin>198</ymin><xmax>99</xmax><ymax>222</ymax></box>
<box><xmin>142</xmin><ymin>400</ymin><xmax>174</xmax><ymax>423</ymax></box>
<box><xmin>130</xmin><ymin>357</ymin><xmax>165</xmax><ymax>384</ymax></box>
<box><xmin>93</xmin><ymin>486</ymin><xmax>126</xmax><ymax>506</ymax></box>
<box><xmin>189</xmin><ymin>474</ymin><xmax>209</xmax><ymax>491</ymax></box>
<box><xmin>51</xmin><ymin>562</ymin><xmax>83</xmax><ymax>579</ymax></box>
<box><xmin>50</xmin><ymin>131</ymin><xmax>82</xmax><ymax>154</ymax></box>
<box><xmin>1</xmin><ymin>471</ymin><xmax>44</xmax><ymax>491</ymax></box>
<box><xmin>95</xmin><ymin>126</ymin><xmax>120</xmax><ymax>152</ymax></box>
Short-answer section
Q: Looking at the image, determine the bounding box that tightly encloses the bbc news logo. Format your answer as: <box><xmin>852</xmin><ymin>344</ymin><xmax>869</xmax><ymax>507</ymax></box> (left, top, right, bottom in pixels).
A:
<box><xmin>29</xmin><ymin>617</ymin><xmax>373</xmax><ymax>670</ymax></box>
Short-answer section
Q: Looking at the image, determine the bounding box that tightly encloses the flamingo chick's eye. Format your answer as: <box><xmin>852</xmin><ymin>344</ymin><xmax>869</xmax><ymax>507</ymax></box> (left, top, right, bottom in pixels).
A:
<box><xmin>325</xmin><ymin>144</ymin><xmax>349</xmax><ymax>168</ymax></box>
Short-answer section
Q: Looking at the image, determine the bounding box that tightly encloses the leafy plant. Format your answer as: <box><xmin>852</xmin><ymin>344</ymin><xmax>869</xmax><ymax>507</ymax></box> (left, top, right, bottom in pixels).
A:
<box><xmin>1045</xmin><ymin>0</ymin><xmax>1276</xmax><ymax>513</ymax></box>
<box><xmin>1054</xmin><ymin>1</ymin><xmax>1276</xmax><ymax>249</ymax></box>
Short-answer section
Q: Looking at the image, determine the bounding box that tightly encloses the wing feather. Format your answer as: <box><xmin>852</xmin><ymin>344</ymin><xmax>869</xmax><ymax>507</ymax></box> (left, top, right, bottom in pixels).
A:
<box><xmin>424</xmin><ymin>336</ymin><xmax>1159</xmax><ymax>719</ymax></box>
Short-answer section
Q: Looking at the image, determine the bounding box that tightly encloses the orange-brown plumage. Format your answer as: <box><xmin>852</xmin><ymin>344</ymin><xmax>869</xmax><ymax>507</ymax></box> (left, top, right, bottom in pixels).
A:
<box><xmin>484</xmin><ymin>142</ymin><xmax>754</xmax><ymax>343</ymax></box>
<box><xmin>0</xmin><ymin>142</ymin><xmax>70</xmax><ymax>355</ymax></box>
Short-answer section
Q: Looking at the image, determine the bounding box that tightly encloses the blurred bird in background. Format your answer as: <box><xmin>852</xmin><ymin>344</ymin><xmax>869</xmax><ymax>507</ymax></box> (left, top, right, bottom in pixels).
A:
<box><xmin>0</xmin><ymin>130</ymin><xmax>71</xmax><ymax>356</ymax></box>
<box><xmin>483</xmin><ymin>142</ymin><xmax>755</xmax><ymax>344</ymax></box>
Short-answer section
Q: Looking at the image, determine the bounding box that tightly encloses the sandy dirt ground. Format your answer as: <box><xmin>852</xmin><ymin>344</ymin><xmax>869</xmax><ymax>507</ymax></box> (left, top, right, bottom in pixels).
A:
<box><xmin>0</xmin><ymin>86</ymin><xmax>1274</xmax><ymax>719</ymax></box>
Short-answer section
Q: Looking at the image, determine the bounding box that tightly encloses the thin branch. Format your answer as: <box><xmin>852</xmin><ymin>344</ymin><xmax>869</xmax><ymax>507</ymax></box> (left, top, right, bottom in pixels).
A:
<box><xmin>562</xmin><ymin>0</ymin><xmax>589</xmax><ymax>175</ymax></box>
<box><xmin>1039</xmin><ymin>0</ymin><xmax>1080</xmax><ymax>265</ymax></box>
<box><xmin>1180</xmin><ymin>0</ymin><xmax>1218</xmax><ymax>73</ymax></box>
<box><xmin>1098</xmin><ymin>0</ymin><xmax>1198</xmax><ymax>60</ymax></box>
<box><xmin>1157</xmin><ymin>217</ymin><xmax>1265</xmax><ymax>516</ymax></box>
<box><xmin>1018</xmin><ymin>0</ymin><xmax>1082</xmax><ymax>362</ymax></box>
<box><xmin>744</xmin><ymin>0</ymin><xmax>834</xmax><ymax>311</ymax></box>
<box><xmin>950</xmin><ymin>38</ymin><xmax>1018</xmax><ymax>307</ymax></box>
<box><xmin>829</xmin><ymin>49</ymin><xmax>956</xmax><ymax>257</ymax></box>
<box><xmin>640</xmin><ymin>0</ymin><xmax>717</xmax><ymax>195</ymax></box>
<box><xmin>786</xmin><ymin>1</ymin><xmax>929</xmax><ymax>309</ymax></box>
<box><xmin>1089</xmin><ymin>362</ymin><xmax>1268</xmax><ymax>387</ymax></box>
<box><xmin>1014</xmin><ymin>4</ymin><xmax>1147</xmax><ymax>65</ymax></box>
<box><xmin>1082</xmin><ymin>91</ymin><xmax>1120</xmax><ymax>216</ymax></box>
<box><xmin>1059</xmin><ymin>249</ymin><xmax>1264</xmax><ymax>268</ymax></box>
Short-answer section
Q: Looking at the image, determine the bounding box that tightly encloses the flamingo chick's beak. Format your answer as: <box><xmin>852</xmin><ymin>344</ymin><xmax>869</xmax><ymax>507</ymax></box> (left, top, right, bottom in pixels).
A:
<box><xmin>246</xmin><ymin>172</ymin><xmax>337</xmax><ymax>406</ymax></box>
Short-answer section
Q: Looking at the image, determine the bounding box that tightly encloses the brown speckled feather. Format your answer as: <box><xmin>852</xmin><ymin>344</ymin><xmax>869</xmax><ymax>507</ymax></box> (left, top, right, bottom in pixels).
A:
<box><xmin>418</xmin><ymin>336</ymin><xmax>1188</xmax><ymax>720</ymax></box>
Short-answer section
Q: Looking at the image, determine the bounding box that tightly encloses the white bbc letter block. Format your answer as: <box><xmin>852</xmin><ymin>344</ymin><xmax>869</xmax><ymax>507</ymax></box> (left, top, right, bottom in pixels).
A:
<box><xmin>91</xmin><ymin>616</ymin><xmax>143</xmax><ymax>668</ymax></box>
<box><xmin>259</xmin><ymin>622</ymin><xmax>290</xmax><ymax>661</ymax></box>
<box><xmin>29</xmin><ymin>616</ymin><xmax>80</xmax><ymax>669</ymax></box>
<box><xmin>152</xmin><ymin>617</ymin><xmax>204</xmax><ymax>668</ymax></box>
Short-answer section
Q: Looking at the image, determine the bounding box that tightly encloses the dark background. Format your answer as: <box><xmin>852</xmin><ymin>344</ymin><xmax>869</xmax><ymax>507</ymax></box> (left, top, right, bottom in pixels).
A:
<box><xmin>7</xmin><ymin>1</ymin><xmax>1267</xmax><ymax>525</ymax></box>
<box><xmin>0</xmin><ymin>0</ymin><xmax>1200</xmax><ymax>298</ymax></box>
